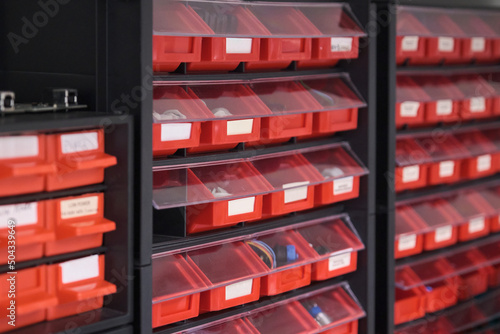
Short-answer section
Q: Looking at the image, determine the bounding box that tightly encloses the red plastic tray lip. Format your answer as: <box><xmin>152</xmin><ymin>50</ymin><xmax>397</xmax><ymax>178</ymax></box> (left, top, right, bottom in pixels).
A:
<box><xmin>152</xmin><ymin>73</ymin><xmax>367</xmax><ymax>122</ymax></box>
<box><xmin>152</xmin><ymin>142</ymin><xmax>368</xmax><ymax>210</ymax></box>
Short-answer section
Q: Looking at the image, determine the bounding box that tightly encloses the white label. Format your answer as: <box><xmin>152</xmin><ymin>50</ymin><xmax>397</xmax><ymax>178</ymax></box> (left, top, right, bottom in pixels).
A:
<box><xmin>402</xmin><ymin>166</ymin><xmax>420</xmax><ymax>183</ymax></box>
<box><xmin>477</xmin><ymin>154</ymin><xmax>492</xmax><ymax>172</ymax></box>
<box><xmin>283</xmin><ymin>181</ymin><xmax>309</xmax><ymax>204</ymax></box>
<box><xmin>60</xmin><ymin>255</ymin><xmax>99</xmax><ymax>284</ymax></box>
<box><xmin>333</xmin><ymin>176</ymin><xmax>354</xmax><ymax>195</ymax></box>
<box><xmin>160</xmin><ymin>123</ymin><xmax>192</xmax><ymax>142</ymax></box>
<box><xmin>330</xmin><ymin>37</ymin><xmax>353</xmax><ymax>52</ymax></box>
<box><xmin>328</xmin><ymin>252</ymin><xmax>352</xmax><ymax>271</ymax></box>
<box><xmin>398</xmin><ymin>234</ymin><xmax>417</xmax><ymax>251</ymax></box>
<box><xmin>436</xmin><ymin>100</ymin><xmax>453</xmax><ymax>116</ymax></box>
<box><xmin>400</xmin><ymin>102</ymin><xmax>420</xmax><ymax>117</ymax></box>
<box><xmin>60</xmin><ymin>196</ymin><xmax>99</xmax><ymax>219</ymax></box>
<box><xmin>402</xmin><ymin>36</ymin><xmax>419</xmax><ymax>51</ymax></box>
<box><xmin>0</xmin><ymin>203</ymin><xmax>38</xmax><ymax>228</ymax></box>
<box><xmin>469</xmin><ymin>217</ymin><xmax>486</xmax><ymax>233</ymax></box>
<box><xmin>225</xmin><ymin>279</ymin><xmax>253</xmax><ymax>300</ymax></box>
<box><xmin>61</xmin><ymin>132</ymin><xmax>99</xmax><ymax>154</ymax></box>
<box><xmin>439</xmin><ymin>161</ymin><xmax>455</xmax><ymax>178</ymax></box>
<box><xmin>227</xmin><ymin>197</ymin><xmax>255</xmax><ymax>217</ymax></box>
<box><xmin>435</xmin><ymin>226</ymin><xmax>453</xmax><ymax>243</ymax></box>
<box><xmin>0</xmin><ymin>136</ymin><xmax>39</xmax><ymax>159</ymax></box>
<box><xmin>438</xmin><ymin>37</ymin><xmax>455</xmax><ymax>52</ymax></box>
<box><xmin>471</xmin><ymin>37</ymin><xmax>486</xmax><ymax>52</ymax></box>
<box><xmin>227</xmin><ymin>119</ymin><xmax>253</xmax><ymax>136</ymax></box>
<box><xmin>470</xmin><ymin>97</ymin><xmax>486</xmax><ymax>113</ymax></box>
<box><xmin>226</xmin><ymin>38</ymin><xmax>252</xmax><ymax>54</ymax></box>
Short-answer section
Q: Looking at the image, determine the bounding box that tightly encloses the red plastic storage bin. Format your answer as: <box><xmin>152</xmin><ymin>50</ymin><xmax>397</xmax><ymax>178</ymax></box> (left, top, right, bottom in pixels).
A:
<box><xmin>395</xmin><ymin>138</ymin><xmax>430</xmax><ymax>191</ymax></box>
<box><xmin>152</xmin><ymin>1</ymin><xmax>213</xmax><ymax>72</ymax></box>
<box><xmin>395</xmin><ymin>76</ymin><xmax>428</xmax><ymax>128</ymax></box>
<box><xmin>483</xmin><ymin>128</ymin><xmax>500</xmax><ymax>174</ymax></box>
<box><xmin>477</xmin><ymin>239</ymin><xmax>500</xmax><ymax>287</ymax></box>
<box><xmin>248</xmin><ymin>301</ymin><xmax>320</xmax><ymax>333</ymax></box>
<box><xmin>414</xmin><ymin>135</ymin><xmax>467</xmax><ymax>185</ymax></box>
<box><xmin>245</xmin><ymin>6</ymin><xmax>320</xmax><ymax>71</ymax></box>
<box><xmin>448</xmin><ymin>191</ymin><xmax>493</xmax><ymax>241</ymax></box>
<box><xmin>0</xmin><ymin>201</ymin><xmax>54</xmax><ymax>264</ymax></box>
<box><xmin>296</xmin><ymin>218</ymin><xmax>363</xmax><ymax>281</ymax></box>
<box><xmin>0</xmin><ymin>266</ymin><xmax>57</xmax><ymax>332</ymax></box>
<box><xmin>453</xmin><ymin>74</ymin><xmax>495</xmax><ymax>120</ymax></box>
<box><xmin>481</xmin><ymin>73</ymin><xmax>500</xmax><ymax>115</ymax></box>
<box><xmin>455</xmin><ymin>130</ymin><xmax>498</xmax><ymax>180</ymax></box>
<box><xmin>395</xmin><ymin>205</ymin><xmax>426</xmax><ymax>259</ymax></box>
<box><xmin>477</xmin><ymin>186</ymin><xmax>500</xmax><ymax>232</ymax></box>
<box><xmin>296</xmin><ymin>6</ymin><xmax>364</xmax><ymax>69</ymax></box>
<box><xmin>249</xmin><ymin>81</ymin><xmax>322</xmax><ymax>145</ymax></box>
<box><xmin>395</xmin><ymin>10</ymin><xmax>429</xmax><ymax>65</ymax></box>
<box><xmin>186</xmin><ymin>84</ymin><xmax>270</xmax><ymax>153</ymax></box>
<box><xmin>188</xmin><ymin>242</ymin><xmax>268</xmax><ymax>312</ymax></box>
<box><xmin>412</xmin><ymin>198</ymin><xmax>462</xmax><ymax>250</ymax></box>
<box><xmin>186</xmin><ymin>3</ymin><xmax>270</xmax><ymax>71</ymax></box>
<box><xmin>46</xmin><ymin>255</ymin><xmax>116</xmax><ymax>320</ymax></box>
<box><xmin>447</xmin><ymin>249</ymin><xmax>489</xmax><ymax>301</ymax></box>
<box><xmin>302</xmin><ymin>146</ymin><xmax>366</xmax><ymax>206</ymax></box>
<box><xmin>45</xmin><ymin>129</ymin><xmax>117</xmax><ymax>191</ymax></box>
<box><xmin>252</xmin><ymin>154</ymin><xmax>323</xmax><ymax>218</ymax></box>
<box><xmin>249</xmin><ymin>230</ymin><xmax>315</xmax><ymax>296</ymax></box>
<box><xmin>0</xmin><ymin>134</ymin><xmax>55</xmax><ymax>197</ymax></box>
<box><xmin>44</xmin><ymin>193</ymin><xmax>116</xmax><ymax>256</ymax></box>
<box><xmin>152</xmin><ymin>86</ymin><xmax>214</xmax><ymax>156</ymax></box>
<box><xmin>152</xmin><ymin>254</ymin><xmax>208</xmax><ymax>328</ymax></box>
<box><xmin>394</xmin><ymin>286</ymin><xmax>427</xmax><ymax>325</ymax></box>
<box><xmin>412</xmin><ymin>76</ymin><xmax>463</xmax><ymax>124</ymax></box>
<box><xmin>186</xmin><ymin>162</ymin><xmax>273</xmax><ymax>233</ymax></box>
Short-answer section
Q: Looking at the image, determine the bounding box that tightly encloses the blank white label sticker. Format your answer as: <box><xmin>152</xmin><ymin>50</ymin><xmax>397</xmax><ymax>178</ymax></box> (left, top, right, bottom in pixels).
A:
<box><xmin>61</xmin><ymin>132</ymin><xmax>98</xmax><ymax>154</ymax></box>
<box><xmin>402</xmin><ymin>166</ymin><xmax>420</xmax><ymax>183</ymax></box>
<box><xmin>435</xmin><ymin>226</ymin><xmax>453</xmax><ymax>243</ymax></box>
<box><xmin>477</xmin><ymin>154</ymin><xmax>492</xmax><ymax>172</ymax></box>
<box><xmin>439</xmin><ymin>161</ymin><xmax>455</xmax><ymax>178</ymax></box>
<box><xmin>328</xmin><ymin>252</ymin><xmax>352</xmax><ymax>271</ymax></box>
<box><xmin>331</xmin><ymin>38</ymin><xmax>353</xmax><ymax>52</ymax></box>
<box><xmin>60</xmin><ymin>255</ymin><xmax>99</xmax><ymax>284</ymax></box>
<box><xmin>470</xmin><ymin>97</ymin><xmax>486</xmax><ymax>112</ymax></box>
<box><xmin>161</xmin><ymin>123</ymin><xmax>192</xmax><ymax>142</ymax></box>
<box><xmin>226</xmin><ymin>38</ymin><xmax>252</xmax><ymax>54</ymax></box>
<box><xmin>61</xmin><ymin>196</ymin><xmax>99</xmax><ymax>219</ymax></box>
<box><xmin>225</xmin><ymin>279</ymin><xmax>253</xmax><ymax>300</ymax></box>
<box><xmin>227</xmin><ymin>197</ymin><xmax>255</xmax><ymax>217</ymax></box>
<box><xmin>400</xmin><ymin>102</ymin><xmax>420</xmax><ymax>117</ymax></box>
<box><xmin>402</xmin><ymin>36</ymin><xmax>419</xmax><ymax>51</ymax></box>
<box><xmin>398</xmin><ymin>234</ymin><xmax>417</xmax><ymax>251</ymax></box>
<box><xmin>471</xmin><ymin>37</ymin><xmax>486</xmax><ymax>52</ymax></box>
<box><xmin>469</xmin><ymin>217</ymin><xmax>486</xmax><ymax>233</ymax></box>
<box><xmin>283</xmin><ymin>181</ymin><xmax>309</xmax><ymax>204</ymax></box>
<box><xmin>438</xmin><ymin>37</ymin><xmax>455</xmax><ymax>52</ymax></box>
<box><xmin>0</xmin><ymin>136</ymin><xmax>39</xmax><ymax>159</ymax></box>
<box><xmin>0</xmin><ymin>203</ymin><xmax>38</xmax><ymax>228</ymax></box>
<box><xmin>227</xmin><ymin>119</ymin><xmax>253</xmax><ymax>136</ymax></box>
<box><xmin>333</xmin><ymin>176</ymin><xmax>354</xmax><ymax>195</ymax></box>
<box><xmin>436</xmin><ymin>100</ymin><xmax>453</xmax><ymax>115</ymax></box>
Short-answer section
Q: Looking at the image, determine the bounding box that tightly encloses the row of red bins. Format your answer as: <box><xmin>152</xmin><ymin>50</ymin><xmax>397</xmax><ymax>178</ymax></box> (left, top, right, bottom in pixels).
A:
<box><xmin>152</xmin><ymin>145</ymin><xmax>368</xmax><ymax>234</ymax></box>
<box><xmin>396</xmin><ymin>74</ymin><xmax>500</xmax><ymax>129</ymax></box>
<box><xmin>395</xmin><ymin>239</ymin><xmax>500</xmax><ymax>325</ymax></box>
<box><xmin>153</xmin><ymin>1</ymin><xmax>365</xmax><ymax>72</ymax></box>
<box><xmin>0</xmin><ymin>129</ymin><xmax>116</xmax><ymax>197</ymax></box>
<box><xmin>0</xmin><ymin>192</ymin><xmax>115</xmax><ymax>263</ymax></box>
<box><xmin>175</xmin><ymin>283</ymin><xmax>365</xmax><ymax>334</ymax></box>
<box><xmin>0</xmin><ymin>255</ymin><xmax>116</xmax><ymax>333</ymax></box>
<box><xmin>395</xmin><ymin>289</ymin><xmax>500</xmax><ymax>334</ymax></box>
<box><xmin>395</xmin><ymin>185</ymin><xmax>500</xmax><ymax>259</ymax></box>
<box><xmin>396</xmin><ymin>7</ymin><xmax>500</xmax><ymax>65</ymax></box>
<box><xmin>395</xmin><ymin>129</ymin><xmax>500</xmax><ymax>192</ymax></box>
<box><xmin>153</xmin><ymin>76</ymin><xmax>363</xmax><ymax>157</ymax></box>
<box><xmin>152</xmin><ymin>216</ymin><xmax>363</xmax><ymax>328</ymax></box>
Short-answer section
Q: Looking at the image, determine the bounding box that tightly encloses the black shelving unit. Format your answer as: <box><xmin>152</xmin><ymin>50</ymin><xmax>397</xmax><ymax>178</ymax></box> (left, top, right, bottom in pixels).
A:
<box><xmin>374</xmin><ymin>1</ymin><xmax>500</xmax><ymax>333</ymax></box>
